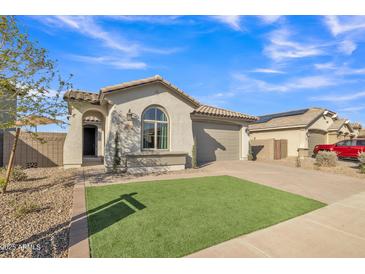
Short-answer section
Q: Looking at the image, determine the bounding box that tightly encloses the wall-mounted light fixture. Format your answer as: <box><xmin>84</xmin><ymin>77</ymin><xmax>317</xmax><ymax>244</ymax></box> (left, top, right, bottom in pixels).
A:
<box><xmin>125</xmin><ymin>109</ymin><xmax>136</xmax><ymax>129</ymax></box>
<box><xmin>126</xmin><ymin>109</ymin><xmax>134</xmax><ymax>121</ymax></box>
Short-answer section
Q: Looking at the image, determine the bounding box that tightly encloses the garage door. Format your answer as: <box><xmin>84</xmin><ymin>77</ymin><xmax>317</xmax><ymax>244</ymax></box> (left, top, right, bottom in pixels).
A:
<box><xmin>193</xmin><ymin>121</ymin><xmax>240</xmax><ymax>164</ymax></box>
<box><xmin>308</xmin><ymin>130</ymin><xmax>326</xmax><ymax>155</ymax></box>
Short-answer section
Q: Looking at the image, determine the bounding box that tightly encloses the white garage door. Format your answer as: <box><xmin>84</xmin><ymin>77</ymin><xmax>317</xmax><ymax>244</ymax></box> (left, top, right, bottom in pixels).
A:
<box><xmin>193</xmin><ymin>121</ymin><xmax>240</xmax><ymax>164</ymax></box>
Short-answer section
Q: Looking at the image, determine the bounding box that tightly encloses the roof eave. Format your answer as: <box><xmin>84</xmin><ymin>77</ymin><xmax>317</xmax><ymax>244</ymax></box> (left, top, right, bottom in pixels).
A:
<box><xmin>100</xmin><ymin>77</ymin><xmax>201</xmax><ymax>108</ymax></box>
<box><xmin>249</xmin><ymin>124</ymin><xmax>307</xmax><ymax>132</ymax></box>
<box><xmin>191</xmin><ymin>113</ymin><xmax>258</xmax><ymax>123</ymax></box>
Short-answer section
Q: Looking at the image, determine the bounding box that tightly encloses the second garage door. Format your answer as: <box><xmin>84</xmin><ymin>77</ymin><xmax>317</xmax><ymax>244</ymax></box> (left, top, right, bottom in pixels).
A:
<box><xmin>308</xmin><ymin>130</ymin><xmax>326</xmax><ymax>156</ymax></box>
<box><xmin>193</xmin><ymin>121</ymin><xmax>240</xmax><ymax>164</ymax></box>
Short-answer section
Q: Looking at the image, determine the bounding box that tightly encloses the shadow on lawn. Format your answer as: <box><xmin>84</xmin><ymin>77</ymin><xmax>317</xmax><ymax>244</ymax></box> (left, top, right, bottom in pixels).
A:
<box><xmin>88</xmin><ymin>192</ymin><xmax>146</xmax><ymax>235</ymax></box>
<box><xmin>0</xmin><ymin>193</ymin><xmax>145</xmax><ymax>258</ymax></box>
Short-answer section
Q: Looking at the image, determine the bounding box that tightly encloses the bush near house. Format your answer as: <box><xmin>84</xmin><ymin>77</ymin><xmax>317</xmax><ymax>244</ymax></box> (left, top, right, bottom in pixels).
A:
<box><xmin>358</xmin><ymin>152</ymin><xmax>365</xmax><ymax>173</ymax></box>
<box><xmin>0</xmin><ymin>177</ymin><xmax>6</xmax><ymax>189</ymax></box>
<box><xmin>0</xmin><ymin>166</ymin><xmax>28</xmax><ymax>182</ymax></box>
<box><xmin>315</xmin><ymin>151</ymin><xmax>337</xmax><ymax>167</ymax></box>
<box><xmin>11</xmin><ymin>166</ymin><xmax>28</xmax><ymax>181</ymax></box>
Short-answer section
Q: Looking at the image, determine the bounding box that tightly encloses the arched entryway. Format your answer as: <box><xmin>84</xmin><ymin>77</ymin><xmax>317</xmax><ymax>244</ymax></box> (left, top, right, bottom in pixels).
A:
<box><xmin>83</xmin><ymin>125</ymin><xmax>97</xmax><ymax>156</ymax></box>
<box><xmin>82</xmin><ymin>110</ymin><xmax>105</xmax><ymax>165</ymax></box>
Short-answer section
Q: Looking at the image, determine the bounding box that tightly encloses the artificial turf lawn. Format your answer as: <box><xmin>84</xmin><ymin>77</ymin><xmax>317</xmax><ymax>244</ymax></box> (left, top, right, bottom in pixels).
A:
<box><xmin>86</xmin><ymin>175</ymin><xmax>325</xmax><ymax>257</ymax></box>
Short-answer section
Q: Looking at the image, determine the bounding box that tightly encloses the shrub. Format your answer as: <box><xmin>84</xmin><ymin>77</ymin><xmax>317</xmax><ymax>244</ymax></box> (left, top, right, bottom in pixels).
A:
<box><xmin>296</xmin><ymin>157</ymin><xmax>301</xmax><ymax>168</ymax></box>
<box><xmin>358</xmin><ymin>152</ymin><xmax>365</xmax><ymax>164</ymax></box>
<box><xmin>0</xmin><ymin>167</ymin><xmax>6</xmax><ymax>174</ymax></box>
<box><xmin>0</xmin><ymin>166</ymin><xmax>28</xmax><ymax>184</ymax></box>
<box><xmin>113</xmin><ymin>132</ymin><xmax>121</xmax><ymax>172</ymax></box>
<box><xmin>11</xmin><ymin>166</ymin><xmax>28</xmax><ymax>181</ymax></box>
<box><xmin>14</xmin><ymin>201</ymin><xmax>41</xmax><ymax>218</ymax></box>
<box><xmin>358</xmin><ymin>152</ymin><xmax>365</xmax><ymax>174</ymax></box>
<box><xmin>0</xmin><ymin>177</ymin><xmax>6</xmax><ymax>189</ymax></box>
<box><xmin>315</xmin><ymin>151</ymin><xmax>337</xmax><ymax>167</ymax></box>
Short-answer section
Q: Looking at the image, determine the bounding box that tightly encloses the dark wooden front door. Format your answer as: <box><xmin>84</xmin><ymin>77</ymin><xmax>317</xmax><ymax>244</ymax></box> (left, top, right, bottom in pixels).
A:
<box><xmin>83</xmin><ymin>126</ymin><xmax>96</xmax><ymax>156</ymax></box>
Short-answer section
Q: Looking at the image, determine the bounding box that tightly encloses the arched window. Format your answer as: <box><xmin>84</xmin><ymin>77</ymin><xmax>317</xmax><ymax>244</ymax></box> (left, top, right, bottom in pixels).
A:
<box><xmin>142</xmin><ymin>106</ymin><xmax>169</xmax><ymax>150</ymax></box>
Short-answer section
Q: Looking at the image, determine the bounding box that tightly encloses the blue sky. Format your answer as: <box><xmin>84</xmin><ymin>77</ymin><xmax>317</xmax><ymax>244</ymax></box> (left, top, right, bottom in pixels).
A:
<box><xmin>18</xmin><ymin>15</ymin><xmax>365</xmax><ymax>131</ymax></box>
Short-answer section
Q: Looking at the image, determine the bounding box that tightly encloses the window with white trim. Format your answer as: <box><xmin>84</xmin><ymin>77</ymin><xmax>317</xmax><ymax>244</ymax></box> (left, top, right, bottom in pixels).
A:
<box><xmin>142</xmin><ymin>107</ymin><xmax>168</xmax><ymax>150</ymax></box>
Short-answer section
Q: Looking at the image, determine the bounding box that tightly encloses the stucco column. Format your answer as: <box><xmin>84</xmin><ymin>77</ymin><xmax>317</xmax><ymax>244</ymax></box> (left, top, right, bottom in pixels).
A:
<box><xmin>240</xmin><ymin>125</ymin><xmax>249</xmax><ymax>160</ymax></box>
<box><xmin>63</xmin><ymin>106</ymin><xmax>83</xmax><ymax>168</ymax></box>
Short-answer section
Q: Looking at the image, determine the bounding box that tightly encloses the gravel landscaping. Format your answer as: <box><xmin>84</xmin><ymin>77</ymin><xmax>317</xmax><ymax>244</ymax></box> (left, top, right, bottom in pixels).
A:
<box><xmin>0</xmin><ymin>167</ymin><xmax>81</xmax><ymax>258</ymax></box>
<box><xmin>264</xmin><ymin>157</ymin><xmax>365</xmax><ymax>179</ymax></box>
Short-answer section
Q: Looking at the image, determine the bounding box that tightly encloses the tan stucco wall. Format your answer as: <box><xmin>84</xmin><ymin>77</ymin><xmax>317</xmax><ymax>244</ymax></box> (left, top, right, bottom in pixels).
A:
<box><xmin>250</xmin><ymin>128</ymin><xmax>306</xmax><ymax>156</ymax></box>
<box><xmin>103</xmin><ymin>82</ymin><xmax>195</xmax><ymax>169</ymax></box>
<box><xmin>63</xmin><ymin>102</ymin><xmax>107</xmax><ymax>168</ymax></box>
<box><xmin>328</xmin><ymin>132</ymin><xmax>340</xmax><ymax>144</ymax></box>
<box><xmin>327</xmin><ymin>124</ymin><xmax>352</xmax><ymax>144</ymax></box>
<box><xmin>308</xmin><ymin>115</ymin><xmax>335</xmax><ymax>144</ymax></box>
<box><xmin>250</xmin><ymin>138</ymin><xmax>275</xmax><ymax>160</ymax></box>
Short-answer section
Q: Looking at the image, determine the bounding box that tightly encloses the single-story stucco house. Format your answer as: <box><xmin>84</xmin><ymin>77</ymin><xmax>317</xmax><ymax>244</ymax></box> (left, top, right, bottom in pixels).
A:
<box><xmin>63</xmin><ymin>75</ymin><xmax>258</xmax><ymax>172</ymax></box>
<box><xmin>248</xmin><ymin>108</ymin><xmax>355</xmax><ymax>157</ymax></box>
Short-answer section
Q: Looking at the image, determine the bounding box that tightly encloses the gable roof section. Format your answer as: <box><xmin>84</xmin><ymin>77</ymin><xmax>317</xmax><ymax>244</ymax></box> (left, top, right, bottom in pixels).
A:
<box><xmin>249</xmin><ymin>108</ymin><xmax>326</xmax><ymax>131</ymax></box>
<box><xmin>351</xmin><ymin>122</ymin><xmax>362</xmax><ymax>130</ymax></box>
<box><xmin>100</xmin><ymin>75</ymin><xmax>200</xmax><ymax>107</ymax></box>
<box><xmin>64</xmin><ymin>90</ymin><xmax>100</xmax><ymax>105</ymax></box>
<box><xmin>192</xmin><ymin>105</ymin><xmax>258</xmax><ymax>121</ymax></box>
<box><xmin>328</xmin><ymin>119</ymin><xmax>353</xmax><ymax>132</ymax></box>
<box><xmin>63</xmin><ymin>75</ymin><xmax>257</xmax><ymax>122</ymax></box>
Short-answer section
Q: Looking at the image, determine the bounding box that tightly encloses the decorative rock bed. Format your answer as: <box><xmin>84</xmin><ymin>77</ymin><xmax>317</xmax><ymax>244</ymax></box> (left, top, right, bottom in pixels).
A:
<box><xmin>0</xmin><ymin>167</ymin><xmax>81</xmax><ymax>258</ymax></box>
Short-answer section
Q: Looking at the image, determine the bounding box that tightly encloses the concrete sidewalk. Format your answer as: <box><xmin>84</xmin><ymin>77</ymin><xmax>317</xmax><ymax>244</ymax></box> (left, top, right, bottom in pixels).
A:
<box><xmin>187</xmin><ymin>191</ymin><xmax>365</xmax><ymax>258</ymax></box>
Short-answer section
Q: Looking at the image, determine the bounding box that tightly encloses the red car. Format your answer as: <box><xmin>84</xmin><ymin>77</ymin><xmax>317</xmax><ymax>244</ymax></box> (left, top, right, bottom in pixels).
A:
<box><xmin>313</xmin><ymin>139</ymin><xmax>365</xmax><ymax>159</ymax></box>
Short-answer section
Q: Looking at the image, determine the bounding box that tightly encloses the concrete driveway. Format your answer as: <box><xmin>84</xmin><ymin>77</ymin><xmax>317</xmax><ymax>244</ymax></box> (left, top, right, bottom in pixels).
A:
<box><xmin>186</xmin><ymin>161</ymin><xmax>365</xmax><ymax>257</ymax></box>
<box><xmin>200</xmin><ymin>160</ymin><xmax>365</xmax><ymax>204</ymax></box>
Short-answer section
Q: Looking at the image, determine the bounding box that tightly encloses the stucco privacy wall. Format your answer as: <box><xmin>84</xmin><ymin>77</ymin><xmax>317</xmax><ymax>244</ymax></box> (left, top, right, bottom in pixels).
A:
<box><xmin>250</xmin><ymin>128</ymin><xmax>306</xmax><ymax>156</ymax></box>
<box><xmin>63</xmin><ymin>102</ymin><xmax>107</xmax><ymax>168</ymax></box>
<box><xmin>250</xmin><ymin>138</ymin><xmax>275</xmax><ymax>160</ymax></box>
<box><xmin>103</xmin><ymin>82</ymin><xmax>195</xmax><ymax>170</ymax></box>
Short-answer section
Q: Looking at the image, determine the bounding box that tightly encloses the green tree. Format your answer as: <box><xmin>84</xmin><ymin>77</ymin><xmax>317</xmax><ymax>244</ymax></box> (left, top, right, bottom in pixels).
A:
<box><xmin>0</xmin><ymin>16</ymin><xmax>72</xmax><ymax>193</ymax></box>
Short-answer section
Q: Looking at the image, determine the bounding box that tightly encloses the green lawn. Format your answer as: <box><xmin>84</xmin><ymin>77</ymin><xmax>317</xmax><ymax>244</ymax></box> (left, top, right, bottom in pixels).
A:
<box><xmin>86</xmin><ymin>175</ymin><xmax>325</xmax><ymax>257</ymax></box>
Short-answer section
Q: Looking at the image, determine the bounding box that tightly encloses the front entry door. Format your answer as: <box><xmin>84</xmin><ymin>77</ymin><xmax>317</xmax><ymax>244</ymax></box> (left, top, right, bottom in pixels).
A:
<box><xmin>83</xmin><ymin>126</ymin><xmax>96</xmax><ymax>156</ymax></box>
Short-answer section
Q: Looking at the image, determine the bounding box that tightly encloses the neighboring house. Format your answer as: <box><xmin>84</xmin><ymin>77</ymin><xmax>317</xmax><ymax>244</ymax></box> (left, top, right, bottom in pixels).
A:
<box><xmin>248</xmin><ymin>108</ymin><xmax>353</xmax><ymax>157</ymax></box>
<box><xmin>358</xmin><ymin>129</ymin><xmax>365</xmax><ymax>138</ymax></box>
<box><xmin>351</xmin><ymin>122</ymin><xmax>362</xmax><ymax>137</ymax></box>
<box><xmin>63</xmin><ymin>75</ymin><xmax>258</xmax><ymax>172</ymax></box>
<box><xmin>327</xmin><ymin>119</ymin><xmax>354</xmax><ymax>143</ymax></box>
